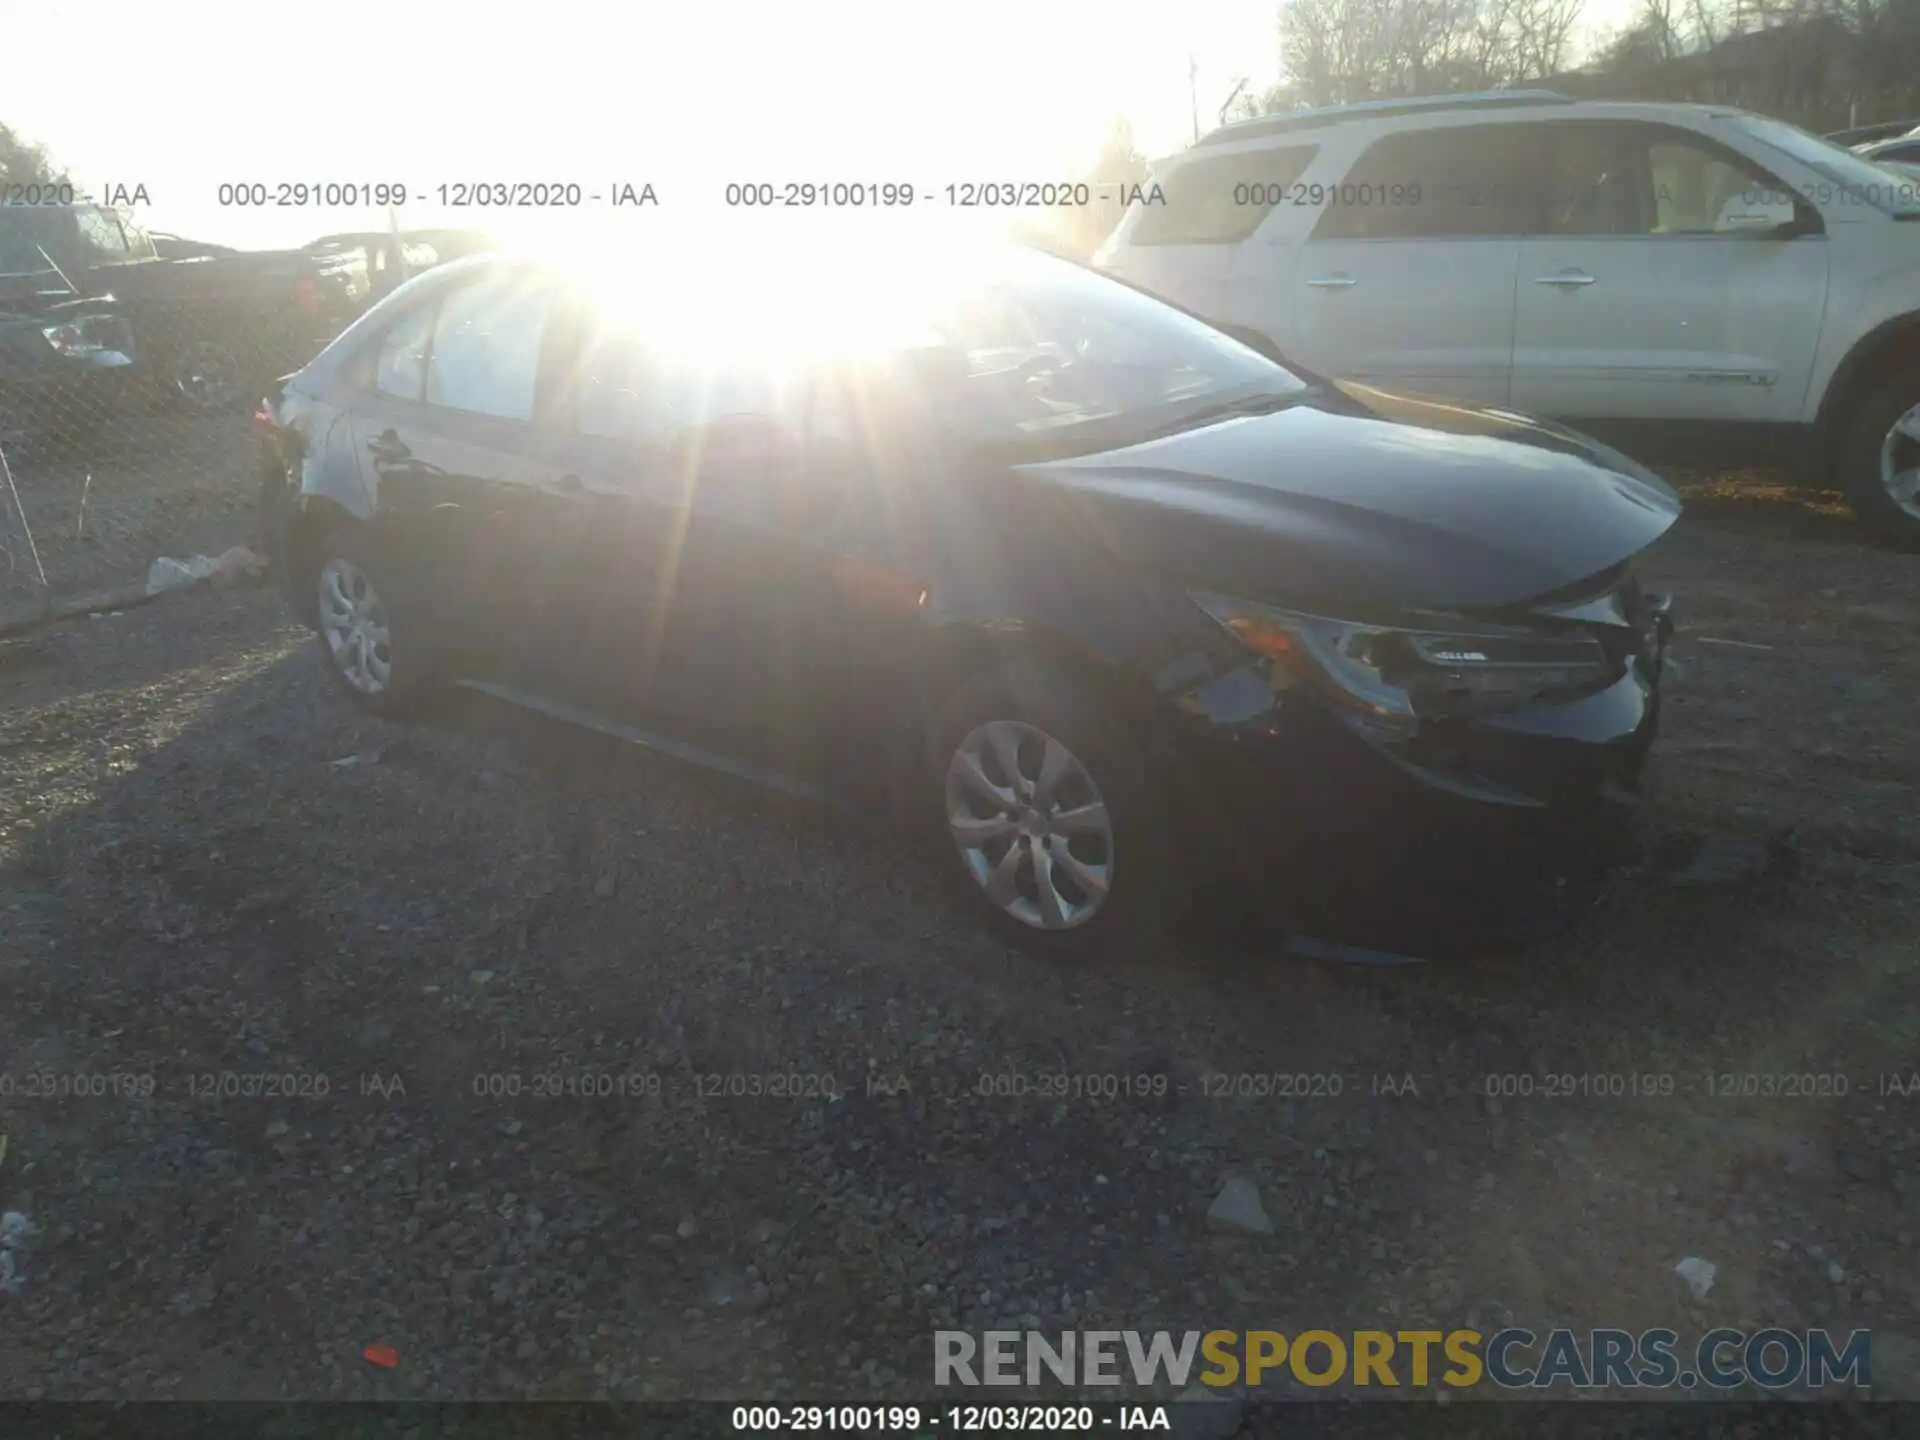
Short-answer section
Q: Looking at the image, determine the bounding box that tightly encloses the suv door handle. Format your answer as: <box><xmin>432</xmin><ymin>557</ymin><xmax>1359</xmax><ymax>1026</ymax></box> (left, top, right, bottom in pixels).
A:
<box><xmin>1306</xmin><ymin>273</ymin><xmax>1357</xmax><ymax>289</ymax></box>
<box><xmin>1535</xmin><ymin>270</ymin><xmax>1597</xmax><ymax>287</ymax></box>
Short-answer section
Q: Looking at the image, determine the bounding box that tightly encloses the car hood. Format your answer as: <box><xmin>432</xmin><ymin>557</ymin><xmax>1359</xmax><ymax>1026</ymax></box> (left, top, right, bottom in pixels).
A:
<box><xmin>1015</xmin><ymin>384</ymin><xmax>1682</xmax><ymax>612</ymax></box>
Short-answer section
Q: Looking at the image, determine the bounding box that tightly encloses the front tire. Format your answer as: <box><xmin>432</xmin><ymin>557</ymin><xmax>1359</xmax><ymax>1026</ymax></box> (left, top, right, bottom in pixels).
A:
<box><xmin>928</xmin><ymin>665</ymin><xmax>1177</xmax><ymax>962</ymax></box>
<box><xmin>1838</xmin><ymin>373</ymin><xmax>1920</xmax><ymax>549</ymax></box>
<box><xmin>310</xmin><ymin>527</ymin><xmax>444</xmax><ymax>716</ymax></box>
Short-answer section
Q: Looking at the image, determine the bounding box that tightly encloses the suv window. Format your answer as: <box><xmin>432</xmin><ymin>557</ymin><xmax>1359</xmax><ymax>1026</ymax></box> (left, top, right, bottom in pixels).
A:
<box><xmin>1734</xmin><ymin>114</ymin><xmax>1920</xmax><ymax>216</ymax></box>
<box><xmin>1312</xmin><ymin>125</ymin><xmax>1543</xmax><ymax>240</ymax></box>
<box><xmin>1543</xmin><ymin>122</ymin><xmax>1793</xmax><ymax>235</ymax></box>
<box><xmin>424</xmin><ymin>276</ymin><xmax>551</xmax><ymax>420</ymax></box>
<box><xmin>1132</xmin><ymin>146</ymin><xmax>1319</xmax><ymax>246</ymax></box>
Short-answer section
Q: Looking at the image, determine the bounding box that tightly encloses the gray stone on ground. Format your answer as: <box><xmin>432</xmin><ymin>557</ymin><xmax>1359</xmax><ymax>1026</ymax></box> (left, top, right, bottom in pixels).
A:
<box><xmin>1207</xmin><ymin>1176</ymin><xmax>1273</xmax><ymax>1235</ymax></box>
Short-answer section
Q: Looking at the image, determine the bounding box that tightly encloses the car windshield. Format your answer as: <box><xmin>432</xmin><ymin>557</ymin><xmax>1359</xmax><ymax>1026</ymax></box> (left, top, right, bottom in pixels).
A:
<box><xmin>578</xmin><ymin>242</ymin><xmax>1312</xmax><ymax>459</ymax></box>
<box><xmin>899</xmin><ymin>250</ymin><xmax>1312</xmax><ymax>454</ymax></box>
<box><xmin>1733</xmin><ymin>115</ymin><xmax>1920</xmax><ymax>216</ymax></box>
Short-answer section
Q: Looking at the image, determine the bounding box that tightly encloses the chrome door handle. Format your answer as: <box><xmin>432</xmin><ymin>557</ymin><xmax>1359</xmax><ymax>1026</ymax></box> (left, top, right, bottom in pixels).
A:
<box><xmin>1306</xmin><ymin>273</ymin><xmax>1357</xmax><ymax>289</ymax></box>
<box><xmin>1534</xmin><ymin>270</ymin><xmax>1597</xmax><ymax>287</ymax></box>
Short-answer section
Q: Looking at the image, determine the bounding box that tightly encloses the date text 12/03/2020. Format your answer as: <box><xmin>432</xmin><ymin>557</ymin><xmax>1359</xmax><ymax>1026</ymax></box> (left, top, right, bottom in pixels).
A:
<box><xmin>203</xmin><ymin>180</ymin><xmax>1171</xmax><ymax>210</ymax></box>
<box><xmin>730</xmin><ymin>1406</ymin><xmax>1174</xmax><ymax>1432</ymax></box>
<box><xmin>212</xmin><ymin>182</ymin><xmax>658</xmax><ymax>208</ymax></box>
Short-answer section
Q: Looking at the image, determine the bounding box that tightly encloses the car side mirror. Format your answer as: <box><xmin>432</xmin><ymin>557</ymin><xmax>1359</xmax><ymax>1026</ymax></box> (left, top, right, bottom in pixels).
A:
<box><xmin>1714</xmin><ymin>188</ymin><xmax>1804</xmax><ymax>235</ymax></box>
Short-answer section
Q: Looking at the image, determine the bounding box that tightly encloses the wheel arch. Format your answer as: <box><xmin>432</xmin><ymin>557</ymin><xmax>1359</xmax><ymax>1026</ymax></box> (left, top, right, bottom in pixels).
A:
<box><xmin>915</xmin><ymin>620</ymin><xmax>1165</xmax><ymax>733</ymax></box>
<box><xmin>285</xmin><ymin>495</ymin><xmax>366</xmax><ymax>627</ymax></box>
<box><xmin>1815</xmin><ymin>313</ymin><xmax>1920</xmax><ymax>461</ymax></box>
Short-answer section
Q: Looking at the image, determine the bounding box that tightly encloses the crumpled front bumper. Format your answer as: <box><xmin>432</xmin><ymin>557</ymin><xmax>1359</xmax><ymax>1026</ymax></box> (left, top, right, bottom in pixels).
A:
<box><xmin>1161</xmin><ymin>592</ymin><xmax>1675</xmax><ymax>951</ymax></box>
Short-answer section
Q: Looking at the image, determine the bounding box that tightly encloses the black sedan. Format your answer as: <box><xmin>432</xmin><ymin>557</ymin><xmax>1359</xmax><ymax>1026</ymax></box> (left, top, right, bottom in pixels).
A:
<box><xmin>258</xmin><ymin>245</ymin><xmax>1678</xmax><ymax>960</ymax></box>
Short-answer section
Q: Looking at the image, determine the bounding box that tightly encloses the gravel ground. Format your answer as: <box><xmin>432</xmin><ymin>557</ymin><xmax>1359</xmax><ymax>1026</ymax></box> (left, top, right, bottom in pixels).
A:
<box><xmin>1</xmin><ymin>411</ymin><xmax>260</xmax><ymax>627</ymax></box>
<box><xmin>0</xmin><ymin>483</ymin><xmax>1917</xmax><ymax>1410</ymax></box>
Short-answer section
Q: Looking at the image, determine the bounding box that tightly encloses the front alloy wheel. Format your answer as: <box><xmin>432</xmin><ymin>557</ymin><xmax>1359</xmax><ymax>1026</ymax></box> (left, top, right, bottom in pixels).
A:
<box><xmin>945</xmin><ymin>719</ymin><xmax>1114</xmax><ymax>931</ymax></box>
<box><xmin>318</xmin><ymin>557</ymin><xmax>393</xmax><ymax>697</ymax></box>
<box><xmin>1842</xmin><ymin>377</ymin><xmax>1920</xmax><ymax>549</ymax></box>
<box><xmin>1880</xmin><ymin>402</ymin><xmax>1920</xmax><ymax>522</ymax></box>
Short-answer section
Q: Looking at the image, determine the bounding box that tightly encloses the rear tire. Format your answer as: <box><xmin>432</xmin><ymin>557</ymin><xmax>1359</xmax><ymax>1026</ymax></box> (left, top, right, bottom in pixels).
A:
<box><xmin>926</xmin><ymin>662</ymin><xmax>1178</xmax><ymax>962</ymax></box>
<box><xmin>309</xmin><ymin>525</ymin><xmax>446</xmax><ymax>717</ymax></box>
<box><xmin>1838</xmin><ymin>372</ymin><xmax>1920</xmax><ymax>550</ymax></box>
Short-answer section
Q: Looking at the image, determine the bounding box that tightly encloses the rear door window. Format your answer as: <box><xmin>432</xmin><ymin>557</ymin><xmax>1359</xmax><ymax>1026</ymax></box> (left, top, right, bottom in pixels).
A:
<box><xmin>1131</xmin><ymin>145</ymin><xmax>1320</xmax><ymax>245</ymax></box>
<box><xmin>1312</xmin><ymin>126</ymin><xmax>1545</xmax><ymax>240</ymax></box>
<box><xmin>423</xmin><ymin>276</ymin><xmax>552</xmax><ymax>420</ymax></box>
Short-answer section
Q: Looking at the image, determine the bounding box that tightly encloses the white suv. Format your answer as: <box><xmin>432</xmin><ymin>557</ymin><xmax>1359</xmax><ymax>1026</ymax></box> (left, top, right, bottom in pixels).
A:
<box><xmin>1094</xmin><ymin>91</ymin><xmax>1920</xmax><ymax>546</ymax></box>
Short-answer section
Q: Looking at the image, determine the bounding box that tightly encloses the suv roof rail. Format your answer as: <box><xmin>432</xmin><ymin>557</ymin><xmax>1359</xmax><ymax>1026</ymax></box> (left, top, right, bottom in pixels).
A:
<box><xmin>1191</xmin><ymin>89</ymin><xmax>1572</xmax><ymax>149</ymax></box>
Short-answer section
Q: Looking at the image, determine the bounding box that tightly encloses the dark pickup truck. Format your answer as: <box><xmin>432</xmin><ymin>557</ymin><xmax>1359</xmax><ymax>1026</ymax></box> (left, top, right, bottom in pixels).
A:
<box><xmin>0</xmin><ymin>201</ymin><xmax>370</xmax><ymax>415</ymax></box>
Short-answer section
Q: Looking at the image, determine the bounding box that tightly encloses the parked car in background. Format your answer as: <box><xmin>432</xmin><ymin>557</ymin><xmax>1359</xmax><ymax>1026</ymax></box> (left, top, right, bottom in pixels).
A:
<box><xmin>1856</xmin><ymin>134</ymin><xmax>1920</xmax><ymax>169</ymax></box>
<box><xmin>307</xmin><ymin>232</ymin><xmax>445</xmax><ymax>302</ymax></box>
<box><xmin>1831</xmin><ymin>118</ymin><xmax>1920</xmax><ymax>167</ymax></box>
<box><xmin>259</xmin><ymin>245</ymin><xmax>1677</xmax><ymax>958</ymax></box>
<box><xmin>0</xmin><ymin>289</ymin><xmax>137</xmax><ymax>463</ymax></box>
<box><xmin>1097</xmin><ymin>92</ymin><xmax>1920</xmax><ymax>546</ymax></box>
<box><xmin>0</xmin><ymin>202</ymin><xmax>369</xmax><ymax>414</ymax></box>
<box><xmin>398</xmin><ymin>228</ymin><xmax>497</xmax><ymax>263</ymax></box>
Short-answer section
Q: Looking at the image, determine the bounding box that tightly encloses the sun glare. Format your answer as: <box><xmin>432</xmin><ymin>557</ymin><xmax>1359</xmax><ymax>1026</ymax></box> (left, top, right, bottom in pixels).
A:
<box><xmin>518</xmin><ymin>212</ymin><xmax>1016</xmax><ymax>372</ymax></box>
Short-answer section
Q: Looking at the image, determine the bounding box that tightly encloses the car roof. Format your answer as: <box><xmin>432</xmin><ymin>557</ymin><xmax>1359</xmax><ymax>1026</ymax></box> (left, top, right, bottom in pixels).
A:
<box><xmin>1193</xmin><ymin>89</ymin><xmax>1573</xmax><ymax>149</ymax></box>
<box><xmin>1181</xmin><ymin>93</ymin><xmax>1764</xmax><ymax>160</ymax></box>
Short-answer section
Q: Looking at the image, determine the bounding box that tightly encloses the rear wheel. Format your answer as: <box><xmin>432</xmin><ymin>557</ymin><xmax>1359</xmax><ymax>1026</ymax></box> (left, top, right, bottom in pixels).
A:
<box><xmin>928</xmin><ymin>666</ymin><xmax>1177</xmax><ymax>961</ymax></box>
<box><xmin>1839</xmin><ymin>372</ymin><xmax>1920</xmax><ymax>549</ymax></box>
<box><xmin>310</xmin><ymin>527</ymin><xmax>445</xmax><ymax>716</ymax></box>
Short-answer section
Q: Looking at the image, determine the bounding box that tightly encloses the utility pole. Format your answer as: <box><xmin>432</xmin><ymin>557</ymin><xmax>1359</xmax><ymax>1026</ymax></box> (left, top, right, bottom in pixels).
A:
<box><xmin>1190</xmin><ymin>55</ymin><xmax>1200</xmax><ymax>142</ymax></box>
<box><xmin>1220</xmin><ymin>77</ymin><xmax>1249</xmax><ymax>128</ymax></box>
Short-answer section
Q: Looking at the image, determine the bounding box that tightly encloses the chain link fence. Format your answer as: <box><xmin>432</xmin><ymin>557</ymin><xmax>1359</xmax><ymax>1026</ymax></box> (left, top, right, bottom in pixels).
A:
<box><xmin>0</xmin><ymin>305</ymin><xmax>320</xmax><ymax>633</ymax></box>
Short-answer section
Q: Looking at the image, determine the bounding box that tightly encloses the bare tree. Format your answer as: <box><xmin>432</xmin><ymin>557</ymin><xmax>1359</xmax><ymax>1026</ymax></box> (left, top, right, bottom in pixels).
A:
<box><xmin>1275</xmin><ymin>0</ymin><xmax>1586</xmax><ymax>106</ymax></box>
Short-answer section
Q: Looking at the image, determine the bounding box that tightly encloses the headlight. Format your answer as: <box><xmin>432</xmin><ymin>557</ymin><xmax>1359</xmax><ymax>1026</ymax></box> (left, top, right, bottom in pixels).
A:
<box><xmin>1190</xmin><ymin>590</ymin><xmax>1616</xmax><ymax>734</ymax></box>
<box><xmin>42</xmin><ymin>321</ymin><xmax>105</xmax><ymax>356</ymax></box>
<box><xmin>41</xmin><ymin>316</ymin><xmax>127</xmax><ymax>358</ymax></box>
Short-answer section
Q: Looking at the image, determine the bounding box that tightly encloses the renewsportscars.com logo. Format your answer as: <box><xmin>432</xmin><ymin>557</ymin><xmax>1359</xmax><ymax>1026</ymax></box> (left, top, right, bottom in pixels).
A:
<box><xmin>934</xmin><ymin>1328</ymin><xmax>1873</xmax><ymax>1391</ymax></box>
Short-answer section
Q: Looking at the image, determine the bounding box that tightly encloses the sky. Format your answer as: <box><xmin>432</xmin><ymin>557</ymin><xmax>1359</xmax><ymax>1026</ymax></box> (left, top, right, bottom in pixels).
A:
<box><xmin>6</xmin><ymin>0</ymin><xmax>1640</xmax><ymax>252</ymax></box>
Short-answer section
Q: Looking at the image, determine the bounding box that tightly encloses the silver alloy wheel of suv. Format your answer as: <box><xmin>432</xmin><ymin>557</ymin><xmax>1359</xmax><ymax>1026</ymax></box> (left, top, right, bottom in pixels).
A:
<box><xmin>1882</xmin><ymin>402</ymin><xmax>1920</xmax><ymax>520</ymax></box>
<box><xmin>945</xmin><ymin>719</ymin><xmax>1115</xmax><ymax>930</ymax></box>
<box><xmin>317</xmin><ymin>557</ymin><xmax>393</xmax><ymax>696</ymax></box>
